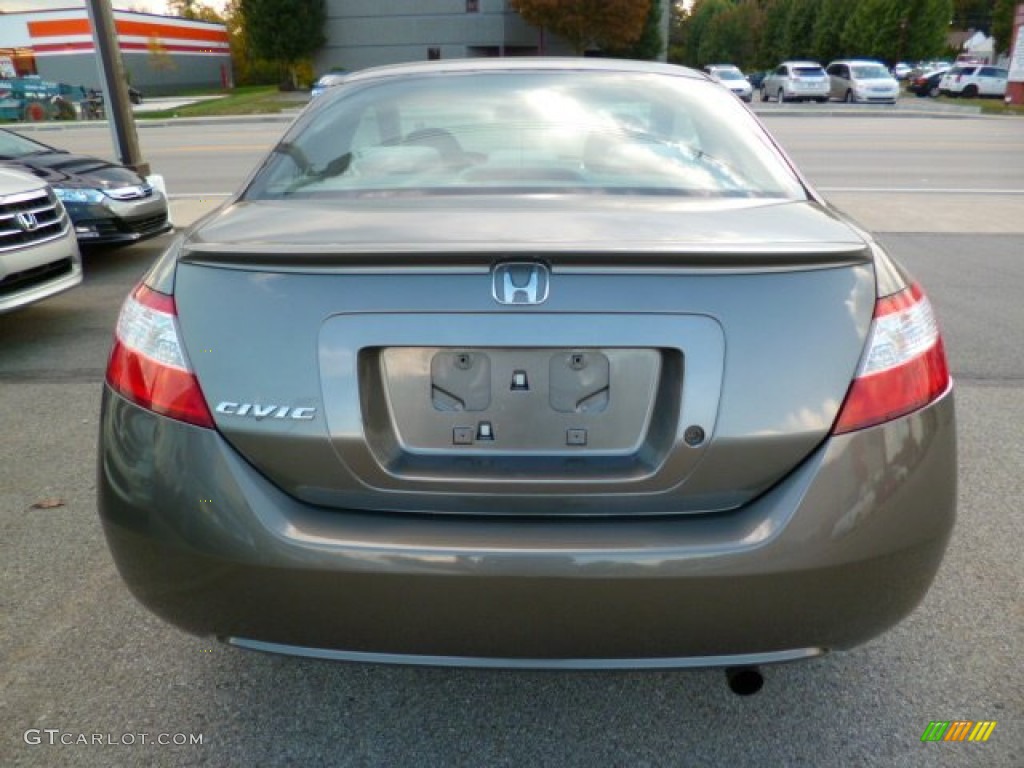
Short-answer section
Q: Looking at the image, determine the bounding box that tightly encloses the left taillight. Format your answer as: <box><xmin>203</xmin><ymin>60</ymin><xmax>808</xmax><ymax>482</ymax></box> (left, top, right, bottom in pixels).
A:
<box><xmin>106</xmin><ymin>283</ymin><xmax>214</xmax><ymax>428</ymax></box>
<box><xmin>832</xmin><ymin>283</ymin><xmax>950</xmax><ymax>435</ymax></box>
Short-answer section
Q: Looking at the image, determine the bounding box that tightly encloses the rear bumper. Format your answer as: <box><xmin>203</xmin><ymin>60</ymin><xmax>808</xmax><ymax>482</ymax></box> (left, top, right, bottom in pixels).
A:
<box><xmin>97</xmin><ymin>386</ymin><xmax>956</xmax><ymax>667</ymax></box>
<box><xmin>853</xmin><ymin>95</ymin><xmax>898</xmax><ymax>103</ymax></box>
<box><xmin>784</xmin><ymin>88</ymin><xmax>829</xmax><ymax>101</ymax></box>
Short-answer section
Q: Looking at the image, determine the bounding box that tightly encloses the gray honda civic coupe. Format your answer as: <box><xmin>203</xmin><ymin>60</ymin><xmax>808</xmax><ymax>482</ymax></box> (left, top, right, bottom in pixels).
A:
<box><xmin>97</xmin><ymin>59</ymin><xmax>955</xmax><ymax>687</ymax></box>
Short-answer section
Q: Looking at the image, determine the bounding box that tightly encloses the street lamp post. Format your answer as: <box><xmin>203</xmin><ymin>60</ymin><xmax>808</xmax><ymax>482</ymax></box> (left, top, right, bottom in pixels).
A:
<box><xmin>85</xmin><ymin>0</ymin><xmax>149</xmax><ymax>176</ymax></box>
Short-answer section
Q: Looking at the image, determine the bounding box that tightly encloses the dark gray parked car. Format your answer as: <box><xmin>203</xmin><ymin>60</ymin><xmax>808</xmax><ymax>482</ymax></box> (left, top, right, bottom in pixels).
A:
<box><xmin>0</xmin><ymin>128</ymin><xmax>171</xmax><ymax>246</ymax></box>
<box><xmin>98</xmin><ymin>59</ymin><xmax>955</xmax><ymax>687</ymax></box>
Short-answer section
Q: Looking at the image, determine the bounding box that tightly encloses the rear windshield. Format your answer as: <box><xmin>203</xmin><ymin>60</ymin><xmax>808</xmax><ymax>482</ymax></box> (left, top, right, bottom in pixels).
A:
<box><xmin>245</xmin><ymin>70</ymin><xmax>806</xmax><ymax>201</ymax></box>
<box><xmin>714</xmin><ymin>69</ymin><xmax>745</xmax><ymax>81</ymax></box>
<box><xmin>793</xmin><ymin>67</ymin><xmax>825</xmax><ymax>77</ymax></box>
<box><xmin>851</xmin><ymin>65</ymin><xmax>890</xmax><ymax>79</ymax></box>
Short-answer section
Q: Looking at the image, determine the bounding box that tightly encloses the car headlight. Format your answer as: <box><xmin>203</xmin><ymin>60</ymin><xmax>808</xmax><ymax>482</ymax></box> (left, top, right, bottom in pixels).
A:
<box><xmin>53</xmin><ymin>187</ymin><xmax>106</xmax><ymax>204</ymax></box>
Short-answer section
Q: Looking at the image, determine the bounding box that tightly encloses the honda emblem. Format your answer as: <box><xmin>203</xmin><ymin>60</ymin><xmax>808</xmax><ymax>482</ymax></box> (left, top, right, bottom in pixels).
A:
<box><xmin>492</xmin><ymin>262</ymin><xmax>549</xmax><ymax>305</ymax></box>
<box><xmin>15</xmin><ymin>212</ymin><xmax>39</xmax><ymax>232</ymax></box>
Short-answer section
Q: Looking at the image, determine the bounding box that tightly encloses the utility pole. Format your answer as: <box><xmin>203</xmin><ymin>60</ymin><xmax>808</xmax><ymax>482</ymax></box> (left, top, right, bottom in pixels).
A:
<box><xmin>85</xmin><ymin>0</ymin><xmax>150</xmax><ymax>176</ymax></box>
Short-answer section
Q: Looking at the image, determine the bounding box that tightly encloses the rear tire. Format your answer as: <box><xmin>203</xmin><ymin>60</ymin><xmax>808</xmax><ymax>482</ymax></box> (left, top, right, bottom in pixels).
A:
<box><xmin>928</xmin><ymin>85</ymin><xmax>940</xmax><ymax>98</ymax></box>
<box><xmin>23</xmin><ymin>102</ymin><xmax>46</xmax><ymax>122</ymax></box>
<box><xmin>760</xmin><ymin>86</ymin><xmax>769</xmax><ymax>102</ymax></box>
<box><xmin>962</xmin><ymin>84</ymin><xmax>979</xmax><ymax>98</ymax></box>
<box><xmin>777</xmin><ymin>88</ymin><xmax>786</xmax><ymax>103</ymax></box>
<box><xmin>844</xmin><ymin>90</ymin><xmax>854</xmax><ymax>103</ymax></box>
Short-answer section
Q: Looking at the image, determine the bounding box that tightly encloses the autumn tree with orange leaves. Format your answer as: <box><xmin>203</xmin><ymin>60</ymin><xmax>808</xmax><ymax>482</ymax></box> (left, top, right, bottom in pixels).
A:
<box><xmin>510</xmin><ymin>0</ymin><xmax>652</xmax><ymax>55</ymax></box>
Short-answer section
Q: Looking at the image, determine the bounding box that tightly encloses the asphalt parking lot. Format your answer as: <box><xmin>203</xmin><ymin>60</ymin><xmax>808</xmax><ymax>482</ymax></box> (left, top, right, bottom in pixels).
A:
<box><xmin>1</xmin><ymin>113</ymin><xmax>1022</xmax><ymax>767</ymax></box>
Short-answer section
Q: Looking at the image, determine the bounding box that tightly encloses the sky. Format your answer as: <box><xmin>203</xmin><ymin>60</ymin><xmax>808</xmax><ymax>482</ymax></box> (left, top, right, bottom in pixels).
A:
<box><xmin>1</xmin><ymin>0</ymin><xmax>229</xmax><ymax>15</ymax></box>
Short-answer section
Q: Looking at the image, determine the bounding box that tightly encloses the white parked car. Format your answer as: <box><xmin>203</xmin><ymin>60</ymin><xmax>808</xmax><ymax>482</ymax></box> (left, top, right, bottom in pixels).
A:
<box><xmin>891</xmin><ymin>62</ymin><xmax>912</xmax><ymax>80</ymax></box>
<box><xmin>0</xmin><ymin>168</ymin><xmax>81</xmax><ymax>313</ymax></box>
<box><xmin>703</xmin><ymin>64</ymin><xmax>753</xmax><ymax>103</ymax></box>
<box><xmin>310</xmin><ymin>71</ymin><xmax>347</xmax><ymax>99</ymax></box>
<box><xmin>939</xmin><ymin>65</ymin><xmax>1008</xmax><ymax>98</ymax></box>
<box><xmin>825</xmin><ymin>60</ymin><xmax>899</xmax><ymax>104</ymax></box>
<box><xmin>760</xmin><ymin>61</ymin><xmax>829</xmax><ymax>103</ymax></box>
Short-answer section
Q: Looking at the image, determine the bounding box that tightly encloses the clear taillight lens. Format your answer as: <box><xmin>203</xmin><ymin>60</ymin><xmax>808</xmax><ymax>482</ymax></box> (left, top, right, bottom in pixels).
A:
<box><xmin>832</xmin><ymin>283</ymin><xmax>950</xmax><ymax>434</ymax></box>
<box><xmin>106</xmin><ymin>284</ymin><xmax>214</xmax><ymax>428</ymax></box>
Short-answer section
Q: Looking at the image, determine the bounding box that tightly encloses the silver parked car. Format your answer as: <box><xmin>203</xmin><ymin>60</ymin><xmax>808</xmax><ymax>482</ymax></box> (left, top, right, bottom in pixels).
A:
<box><xmin>0</xmin><ymin>167</ymin><xmax>81</xmax><ymax>313</ymax></box>
<box><xmin>760</xmin><ymin>61</ymin><xmax>830</xmax><ymax>102</ymax></box>
<box><xmin>825</xmin><ymin>60</ymin><xmax>899</xmax><ymax>104</ymax></box>
<box><xmin>703</xmin><ymin>64</ymin><xmax>753</xmax><ymax>102</ymax></box>
<box><xmin>98</xmin><ymin>59</ymin><xmax>955</xmax><ymax>688</ymax></box>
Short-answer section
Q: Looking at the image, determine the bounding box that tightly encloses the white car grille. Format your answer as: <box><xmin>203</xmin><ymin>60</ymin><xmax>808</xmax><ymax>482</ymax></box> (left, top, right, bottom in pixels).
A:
<box><xmin>0</xmin><ymin>188</ymin><xmax>70</xmax><ymax>253</ymax></box>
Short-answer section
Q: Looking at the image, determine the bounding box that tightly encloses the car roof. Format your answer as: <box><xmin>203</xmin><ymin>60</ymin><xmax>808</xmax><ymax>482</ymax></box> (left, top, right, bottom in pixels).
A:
<box><xmin>828</xmin><ymin>59</ymin><xmax>886</xmax><ymax>66</ymax></box>
<box><xmin>339</xmin><ymin>57</ymin><xmax>705</xmax><ymax>85</ymax></box>
<box><xmin>780</xmin><ymin>61</ymin><xmax>823</xmax><ymax>68</ymax></box>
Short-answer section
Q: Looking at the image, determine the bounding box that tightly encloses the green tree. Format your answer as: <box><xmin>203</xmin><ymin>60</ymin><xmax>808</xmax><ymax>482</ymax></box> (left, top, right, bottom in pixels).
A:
<box><xmin>698</xmin><ymin>1</ymin><xmax>764</xmax><ymax>68</ymax></box>
<box><xmin>240</xmin><ymin>0</ymin><xmax>325</xmax><ymax>89</ymax></box>
<box><xmin>952</xmin><ymin>0</ymin><xmax>993</xmax><ymax>30</ymax></box>
<box><xmin>147</xmin><ymin>36</ymin><xmax>176</xmax><ymax>74</ymax></box>
<box><xmin>224</xmin><ymin>0</ymin><xmax>282</xmax><ymax>86</ymax></box>
<box><xmin>836</xmin><ymin>0</ymin><xmax>949</xmax><ymax>65</ymax></box>
<box><xmin>677</xmin><ymin>0</ymin><xmax>733</xmax><ymax>66</ymax></box>
<box><xmin>667</xmin><ymin>0</ymin><xmax>691</xmax><ymax>63</ymax></box>
<box><xmin>606</xmin><ymin>0</ymin><xmax>665</xmax><ymax>60</ymax></box>
<box><xmin>903</xmin><ymin>0</ymin><xmax>953</xmax><ymax>62</ymax></box>
<box><xmin>809</xmin><ymin>0</ymin><xmax>848</xmax><ymax>63</ymax></box>
<box><xmin>782</xmin><ymin>0</ymin><xmax>820</xmax><ymax>60</ymax></box>
<box><xmin>759</xmin><ymin>0</ymin><xmax>795</xmax><ymax>66</ymax></box>
<box><xmin>992</xmin><ymin>0</ymin><xmax>1017</xmax><ymax>55</ymax></box>
<box><xmin>510</xmin><ymin>0</ymin><xmax>651</xmax><ymax>55</ymax></box>
<box><xmin>841</xmin><ymin>0</ymin><xmax>893</xmax><ymax>61</ymax></box>
<box><xmin>167</xmin><ymin>0</ymin><xmax>201</xmax><ymax>19</ymax></box>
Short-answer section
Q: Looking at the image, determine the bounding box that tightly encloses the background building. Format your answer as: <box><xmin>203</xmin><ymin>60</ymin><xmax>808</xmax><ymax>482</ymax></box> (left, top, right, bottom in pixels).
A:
<box><xmin>317</xmin><ymin>0</ymin><xmax>583</xmax><ymax>73</ymax></box>
<box><xmin>0</xmin><ymin>8</ymin><xmax>230</xmax><ymax>94</ymax></box>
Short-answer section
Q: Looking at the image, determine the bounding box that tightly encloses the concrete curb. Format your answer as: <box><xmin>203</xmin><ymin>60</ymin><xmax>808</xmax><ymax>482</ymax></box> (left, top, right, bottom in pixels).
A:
<box><xmin>751</xmin><ymin>102</ymin><xmax>984</xmax><ymax>118</ymax></box>
<box><xmin>13</xmin><ymin>112</ymin><xmax>301</xmax><ymax>134</ymax></box>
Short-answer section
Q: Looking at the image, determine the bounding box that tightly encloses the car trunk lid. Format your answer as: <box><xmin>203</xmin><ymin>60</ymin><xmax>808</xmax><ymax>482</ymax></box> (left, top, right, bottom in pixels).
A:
<box><xmin>173</xmin><ymin>197</ymin><xmax>875</xmax><ymax>516</ymax></box>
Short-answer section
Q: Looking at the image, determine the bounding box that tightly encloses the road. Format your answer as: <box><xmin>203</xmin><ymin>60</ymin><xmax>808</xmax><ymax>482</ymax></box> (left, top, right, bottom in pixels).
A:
<box><xmin>2</xmin><ymin>115</ymin><xmax>1022</xmax><ymax>767</ymax></box>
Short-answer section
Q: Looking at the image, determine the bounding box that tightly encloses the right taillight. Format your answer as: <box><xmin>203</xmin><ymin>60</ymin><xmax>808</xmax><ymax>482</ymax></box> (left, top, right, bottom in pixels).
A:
<box><xmin>832</xmin><ymin>283</ymin><xmax>950</xmax><ymax>435</ymax></box>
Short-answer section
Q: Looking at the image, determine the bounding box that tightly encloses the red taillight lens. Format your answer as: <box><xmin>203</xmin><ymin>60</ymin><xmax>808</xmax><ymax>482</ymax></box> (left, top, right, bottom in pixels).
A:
<box><xmin>106</xmin><ymin>284</ymin><xmax>214</xmax><ymax>428</ymax></box>
<box><xmin>832</xmin><ymin>283</ymin><xmax>950</xmax><ymax>435</ymax></box>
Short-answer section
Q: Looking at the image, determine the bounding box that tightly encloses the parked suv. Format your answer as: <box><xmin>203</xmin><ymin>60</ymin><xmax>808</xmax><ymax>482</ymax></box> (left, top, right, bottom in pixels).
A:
<box><xmin>939</xmin><ymin>65</ymin><xmax>1008</xmax><ymax>98</ymax></box>
<box><xmin>760</xmin><ymin>61</ymin><xmax>829</xmax><ymax>103</ymax></box>
<box><xmin>825</xmin><ymin>60</ymin><xmax>899</xmax><ymax>104</ymax></box>
<box><xmin>0</xmin><ymin>168</ymin><xmax>81</xmax><ymax>313</ymax></box>
<box><xmin>703</xmin><ymin>64</ymin><xmax>753</xmax><ymax>102</ymax></box>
